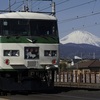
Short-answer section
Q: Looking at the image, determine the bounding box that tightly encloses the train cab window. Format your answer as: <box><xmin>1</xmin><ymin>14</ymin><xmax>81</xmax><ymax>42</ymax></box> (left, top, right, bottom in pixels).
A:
<box><xmin>30</xmin><ymin>20</ymin><xmax>58</xmax><ymax>36</ymax></box>
<box><xmin>3</xmin><ymin>30</ymin><xmax>9</xmax><ymax>35</ymax></box>
<box><xmin>10</xmin><ymin>19</ymin><xmax>30</xmax><ymax>36</ymax></box>
<box><xmin>47</xmin><ymin>31</ymin><xmax>50</xmax><ymax>35</ymax></box>
<box><xmin>0</xmin><ymin>19</ymin><xmax>58</xmax><ymax>37</ymax></box>
<box><xmin>18</xmin><ymin>20</ymin><xmax>29</xmax><ymax>25</ymax></box>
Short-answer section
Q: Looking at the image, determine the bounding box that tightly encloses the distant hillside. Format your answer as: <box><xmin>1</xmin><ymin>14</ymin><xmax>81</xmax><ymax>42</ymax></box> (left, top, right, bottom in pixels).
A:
<box><xmin>60</xmin><ymin>43</ymin><xmax>100</xmax><ymax>59</ymax></box>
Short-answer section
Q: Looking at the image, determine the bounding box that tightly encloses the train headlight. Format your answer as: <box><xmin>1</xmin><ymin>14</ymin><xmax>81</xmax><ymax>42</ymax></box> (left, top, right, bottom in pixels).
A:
<box><xmin>4</xmin><ymin>50</ymin><xmax>11</xmax><ymax>56</ymax></box>
<box><xmin>51</xmin><ymin>50</ymin><xmax>57</xmax><ymax>56</ymax></box>
<box><xmin>44</xmin><ymin>50</ymin><xmax>57</xmax><ymax>57</ymax></box>
<box><xmin>4</xmin><ymin>50</ymin><xmax>19</xmax><ymax>56</ymax></box>
<box><xmin>4</xmin><ymin>59</ymin><xmax>10</xmax><ymax>65</ymax></box>
<box><xmin>12</xmin><ymin>50</ymin><xmax>19</xmax><ymax>56</ymax></box>
<box><xmin>44</xmin><ymin>50</ymin><xmax>51</xmax><ymax>56</ymax></box>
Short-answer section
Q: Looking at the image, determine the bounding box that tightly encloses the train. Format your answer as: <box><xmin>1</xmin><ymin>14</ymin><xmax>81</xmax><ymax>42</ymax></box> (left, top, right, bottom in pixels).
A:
<box><xmin>0</xmin><ymin>0</ymin><xmax>59</xmax><ymax>93</ymax></box>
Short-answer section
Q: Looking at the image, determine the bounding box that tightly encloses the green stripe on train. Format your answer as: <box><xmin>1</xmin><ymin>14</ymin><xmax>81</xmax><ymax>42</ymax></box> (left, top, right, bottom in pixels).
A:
<box><xmin>0</xmin><ymin>36</ymin><xmax>59</xmax><ymax>43</ymax></box>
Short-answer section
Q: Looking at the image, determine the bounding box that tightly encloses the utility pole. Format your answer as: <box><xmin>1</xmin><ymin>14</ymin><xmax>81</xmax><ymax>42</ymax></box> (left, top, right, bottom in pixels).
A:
<box><xmin>9</xmin><ymin>0</ymin><xmax>11</xmax><ymax>11</ymax></box>
<box><xmin>51</xmin><ymin>1</ymin><xmax>55</xmax><ymax>16</ymax></box>
<box><xmin>23</xmin><ymin>0</ymin><xmax>29</xmax><ymax>11</ymax></box>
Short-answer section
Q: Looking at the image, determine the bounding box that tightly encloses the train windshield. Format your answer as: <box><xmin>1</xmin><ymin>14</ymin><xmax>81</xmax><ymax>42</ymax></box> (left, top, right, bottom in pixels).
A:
<box><xmin>0</xmin><ymin>19</ymin><xmax>58</xmax><ymax>36</ymax></box>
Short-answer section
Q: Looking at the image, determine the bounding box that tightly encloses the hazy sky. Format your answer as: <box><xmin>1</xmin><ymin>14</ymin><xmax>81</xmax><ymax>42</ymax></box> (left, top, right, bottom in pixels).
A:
<box><xmin>0</xmin><ymin>0</ymin><xmax>100</xmax><ymax>39</ymax></box>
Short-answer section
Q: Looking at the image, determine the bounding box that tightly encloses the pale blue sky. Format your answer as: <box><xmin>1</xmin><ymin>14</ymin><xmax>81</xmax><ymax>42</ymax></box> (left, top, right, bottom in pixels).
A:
<box><xmin>0</xmin><ymin>0</ymin><xmax>100</xmax><ymax>39</ymax></box>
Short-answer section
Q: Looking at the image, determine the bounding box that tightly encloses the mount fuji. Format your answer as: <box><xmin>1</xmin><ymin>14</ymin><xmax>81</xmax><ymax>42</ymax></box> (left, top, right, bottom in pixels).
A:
<box><xmin>60</xmin><ymin>30</ymin><xmax>100</xmax><ymax>59</ymax></box>
<box><xmin>60</xmin><ymin>30</ymin><xmax>100</xmax><ymax>47</ymax></box>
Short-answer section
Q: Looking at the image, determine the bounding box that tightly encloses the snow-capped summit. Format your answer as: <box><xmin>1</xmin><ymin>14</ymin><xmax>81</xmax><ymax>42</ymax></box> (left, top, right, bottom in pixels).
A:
<box><xmin>60</xmin><ymin>30</ymin><xmax>100</xmax><ymax>47</ymax></box>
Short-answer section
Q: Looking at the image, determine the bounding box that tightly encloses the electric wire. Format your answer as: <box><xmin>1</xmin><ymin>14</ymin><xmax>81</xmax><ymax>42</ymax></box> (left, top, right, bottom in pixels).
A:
<box><xmin>59</xmin><ymin>10</ymin><xmax>100</xmax><ymax>24</ymax></box>
<box><xmin>4</xmin><ymin>0</ymin><xmax>16</xmax><ymax>11</ymax></box>
<box><xmin>58</xmin><ymin>0</ymin><xmax>99</xmax><ymax>36</ymax></box>
<box><xmin>57</xmin><ymin>0</ymin><xmax>96</xmax><ymax>13</ymax></box>
<box><xmin>38</xmin><ymin>0</ymin><xmax>69</xmax><ymax>12</ymax></box>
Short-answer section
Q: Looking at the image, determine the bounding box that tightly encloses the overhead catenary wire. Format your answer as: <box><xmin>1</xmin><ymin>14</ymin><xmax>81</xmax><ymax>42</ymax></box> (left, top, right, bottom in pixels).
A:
<box><xmin>91</xmin><ymin>0</ymin><xmax>97</xmax><ymax>13</ymax></box>
<box><xmin>0</xmin><ymin>0</ymin><xmax>26</xmax><ymax>12</ymax></box>
<box><xmin>39</xmin><ymin>0</ymin><xmax>69</xmax><ymax>12</ymax></box>
<box><xmin>59</xmin><ymin>10</ymin><xmax>100</xmax><ymax>24</ymax></box>
<box><xmin>60</xmin><ymin>21</ymin><xmax>100</xmax><ymax>35</ymax></box>
<box><xmin>56</xmin><ymin>0</ymin><xmax>97</xmax><ymax>13</ymax></box>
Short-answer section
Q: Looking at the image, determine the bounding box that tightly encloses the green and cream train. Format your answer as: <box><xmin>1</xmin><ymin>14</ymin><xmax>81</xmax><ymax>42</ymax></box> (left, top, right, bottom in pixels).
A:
<box><xmin>0</xmin><ymin>11</ymin><xmax>59</xmax><ymax>92</ymax></box>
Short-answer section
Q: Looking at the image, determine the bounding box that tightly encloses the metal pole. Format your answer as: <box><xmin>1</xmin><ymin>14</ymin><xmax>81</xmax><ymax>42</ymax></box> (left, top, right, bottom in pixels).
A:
<box><xmin>52</xmin><ymin>1</ymin><xmax>55</xmax><ymax>16</ymax></box>
<box><xmin>9</xmin><ymin>0</ymin><xmax>11</xmax><ymax>11</ymax></box>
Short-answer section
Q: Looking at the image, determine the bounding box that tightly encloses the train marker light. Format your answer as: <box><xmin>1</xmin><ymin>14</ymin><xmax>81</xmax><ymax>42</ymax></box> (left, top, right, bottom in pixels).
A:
<box><xmin>5</xmin><ymin>59</ymin><xmax>10</xmax><ymax>65</ymax></box>
<box><xmin>52</xmin><ymin>59</ymin><xmax>57</xmax><ymax>64</ymax></box>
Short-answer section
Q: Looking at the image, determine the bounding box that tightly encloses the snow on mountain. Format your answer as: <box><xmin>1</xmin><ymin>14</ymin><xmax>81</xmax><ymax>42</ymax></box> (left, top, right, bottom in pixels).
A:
<box><xmin>60</xmin><ymin>30</ymin><xmax>100</xmax><ymax>47</ymax></box>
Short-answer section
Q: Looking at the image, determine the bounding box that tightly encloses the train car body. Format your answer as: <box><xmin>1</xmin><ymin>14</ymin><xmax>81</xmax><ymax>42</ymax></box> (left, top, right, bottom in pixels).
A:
<box><xmin>0</xmin><ymin>11</ymin><xmax>59</xmax><ymax>92</ymax></box>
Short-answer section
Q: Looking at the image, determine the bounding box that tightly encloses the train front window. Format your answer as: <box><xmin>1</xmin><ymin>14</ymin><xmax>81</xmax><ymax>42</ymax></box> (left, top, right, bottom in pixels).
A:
<box><xmin>10</xmin><ymin>19</ymin><xmax>30</xmax><ymax>36</ymax></box>
<box><xmin>30</xmin><ymin>20</ymin><xmax>58</xmax><ymax>36</ymax></box>
<box><xmin>0</xmin><ymin>19</ymin><xmax>58</xmax><ymax>36</ymax></box>
<box><xmin>0</xmin><ymin>19</ymin><xmax>30</xmax><ymax>36</ymax></box>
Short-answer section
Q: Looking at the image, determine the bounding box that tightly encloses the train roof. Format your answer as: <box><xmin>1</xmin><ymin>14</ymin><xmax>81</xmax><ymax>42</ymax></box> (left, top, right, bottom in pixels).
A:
<box><xmin>0</xmin><ymin>12</ymin><xmax>57</xmax><ymax>20</ymax></box>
